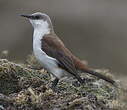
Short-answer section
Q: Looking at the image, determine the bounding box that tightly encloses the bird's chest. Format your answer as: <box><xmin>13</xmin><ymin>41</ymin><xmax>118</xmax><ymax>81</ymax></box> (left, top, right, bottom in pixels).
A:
<box><xmin>33</xmin><ymin>31</ymin><xmax>46</xmax><ymax>59</ymax></box>
<box><xmin>33</xmin><ymin>31</ymin><xmax>57</xmax><ymax>69</ymax></box>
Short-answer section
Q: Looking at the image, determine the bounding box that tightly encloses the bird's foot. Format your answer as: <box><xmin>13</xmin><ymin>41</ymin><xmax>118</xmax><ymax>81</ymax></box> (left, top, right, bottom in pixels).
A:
<box><xmin>50</xmin><ymin>78</ymin><xmax>59</xmax><ymax>92</ymax></box>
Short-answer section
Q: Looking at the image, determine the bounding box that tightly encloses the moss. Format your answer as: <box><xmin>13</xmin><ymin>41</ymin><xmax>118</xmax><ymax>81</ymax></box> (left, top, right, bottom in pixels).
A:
<box><xmin>0</xmin><ymin>59</ymin><xmax>49</xmax><ymax>95</ymax></box>
<box><xmin>0</xmin><ymin>55</ymin><xmax>124</xmax><ymax>110</ymax></box>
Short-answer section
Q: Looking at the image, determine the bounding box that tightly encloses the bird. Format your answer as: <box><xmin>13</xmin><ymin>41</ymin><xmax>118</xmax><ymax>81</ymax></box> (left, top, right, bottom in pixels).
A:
<box><xmin>20</xmin><ymin>12</ymin><xmax>116</xmax><ymax>89</ymax></box>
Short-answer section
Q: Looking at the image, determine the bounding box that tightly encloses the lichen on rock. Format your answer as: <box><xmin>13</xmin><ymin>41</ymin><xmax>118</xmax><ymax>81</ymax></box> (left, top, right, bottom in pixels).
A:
<box><xmin>0</xmin><ymin>55</ymin><xmax>124</xmax><ymax>110</ymax></box>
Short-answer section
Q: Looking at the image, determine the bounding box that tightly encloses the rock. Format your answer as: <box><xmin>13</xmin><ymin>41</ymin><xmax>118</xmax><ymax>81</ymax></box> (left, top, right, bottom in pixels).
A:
<box><xmin>0</xmin><ymin>57</ymin><xmax>123</xmax><ymax>110</ymax></box>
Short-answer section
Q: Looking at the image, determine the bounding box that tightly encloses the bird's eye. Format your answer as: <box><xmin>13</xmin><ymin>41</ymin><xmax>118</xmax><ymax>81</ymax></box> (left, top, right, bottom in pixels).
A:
<box><xmin>35</xmin><ymin>15</ymin><xmax>40</xmax><ymax>19</ymax></box>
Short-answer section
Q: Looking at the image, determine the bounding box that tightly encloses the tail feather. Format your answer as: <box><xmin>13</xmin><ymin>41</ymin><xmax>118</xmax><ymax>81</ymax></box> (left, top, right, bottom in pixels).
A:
<box><xmin>83</xmin><ymin>69</ymin><xmax>116</xmax><ymax>86</ymax></box>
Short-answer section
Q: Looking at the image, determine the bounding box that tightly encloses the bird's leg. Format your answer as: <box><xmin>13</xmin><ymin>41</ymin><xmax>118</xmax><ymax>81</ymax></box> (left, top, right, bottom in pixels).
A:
<box><xmin>51</xmin><ymin>78</ymin><xmax>59</xmax><ymax>90</ymax></box>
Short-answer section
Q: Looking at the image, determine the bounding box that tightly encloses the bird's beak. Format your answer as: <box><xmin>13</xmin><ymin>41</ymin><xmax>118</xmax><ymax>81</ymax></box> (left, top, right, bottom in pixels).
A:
<box><xmin>20</xmin><ymin>14</ymin><xmax>33</xmax><ymax>19</ymax></box>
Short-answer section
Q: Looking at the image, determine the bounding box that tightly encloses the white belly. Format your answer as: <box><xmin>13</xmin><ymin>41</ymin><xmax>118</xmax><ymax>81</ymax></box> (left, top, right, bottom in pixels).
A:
<box><xmin>33</xmin><ymin>46</ymin><xmax>57</xmax><ymax>70</ymax></box>
<box><xmin>33</xmin><ymin>47</ymin><xmax>67</xmax><ymax>79</ymax></box>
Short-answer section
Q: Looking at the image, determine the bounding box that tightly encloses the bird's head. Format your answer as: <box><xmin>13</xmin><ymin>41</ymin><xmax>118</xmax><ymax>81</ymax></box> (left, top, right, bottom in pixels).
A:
<box><xmin>21</xmin><ymin>12</ymin><xmax>53</xmax><ymax>31</ymax></box>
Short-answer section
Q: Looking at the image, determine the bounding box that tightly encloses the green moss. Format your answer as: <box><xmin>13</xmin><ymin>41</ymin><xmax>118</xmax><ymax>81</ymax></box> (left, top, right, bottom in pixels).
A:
<box><xmin>0</xmin><ymin>56</ymin><xmax>123</xmax><ymax>110</ymax></box>
<box><xmin>0</xmin><ymin>59</ymin><xmax>49</xmax><ymax>95</ymax></box>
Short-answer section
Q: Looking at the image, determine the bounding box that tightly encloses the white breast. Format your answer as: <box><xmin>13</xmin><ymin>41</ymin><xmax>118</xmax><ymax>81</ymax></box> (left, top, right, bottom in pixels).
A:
<box><xmin>33</xmin><ymin>28</ymin><xmax>57</xmax><ymax>67</ymax></box>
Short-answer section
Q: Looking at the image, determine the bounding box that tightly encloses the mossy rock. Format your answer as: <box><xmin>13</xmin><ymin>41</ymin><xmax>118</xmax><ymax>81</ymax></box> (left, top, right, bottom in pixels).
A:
<box><xmin>0</xmin><ymin>58</ymin><xmax>123</xmax><ymax>110</ymax></box>
<box><xmin>0</xmin><ymin>59</ymin><xmax>49</xmax><ymax>95</ymax></box>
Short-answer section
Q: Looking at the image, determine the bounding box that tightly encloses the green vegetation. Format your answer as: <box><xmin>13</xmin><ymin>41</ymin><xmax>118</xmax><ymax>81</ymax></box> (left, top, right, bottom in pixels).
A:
<box><xmin>0</xmin><ymin>54</ymin><xmax>125</xmax><ymax>110</ymax></box>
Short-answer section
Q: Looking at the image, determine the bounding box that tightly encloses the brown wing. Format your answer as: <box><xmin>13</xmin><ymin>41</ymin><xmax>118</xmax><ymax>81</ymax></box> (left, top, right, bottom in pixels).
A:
<box><xmin>41</xmin><ymin>34</ymin><xmax>84</xmax><ymax>84</ymax></box>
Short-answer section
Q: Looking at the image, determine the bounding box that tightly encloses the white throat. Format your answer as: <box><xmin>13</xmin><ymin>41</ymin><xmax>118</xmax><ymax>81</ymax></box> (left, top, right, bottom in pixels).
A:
<box><xmin>32</xmin><ymin>20</ymin><xmax>50</xmax><ymax>60</ymax></box>
<box><xmin>32</xmin><ymin>19</ymin><xmax>50</xmax><ymax>41</ymax></box>
<box><xmin>30</xmin><ymin>19</ymin><xmax>49</xmax><ymax>31</ymax></box>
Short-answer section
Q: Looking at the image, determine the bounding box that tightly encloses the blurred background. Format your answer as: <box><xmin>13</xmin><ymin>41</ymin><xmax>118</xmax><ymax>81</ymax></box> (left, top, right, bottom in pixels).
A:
<box><xmin>0</xmin><ymin>0</ymin><xmax>127</xmax><ymax>81</ymax></box>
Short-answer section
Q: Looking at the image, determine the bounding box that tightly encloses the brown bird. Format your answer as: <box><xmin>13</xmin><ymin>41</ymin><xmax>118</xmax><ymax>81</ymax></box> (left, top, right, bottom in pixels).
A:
<box><xmin>21</xmin><ymin>12</ymin><xmax>116</xmax><ymax>89</ymax></box>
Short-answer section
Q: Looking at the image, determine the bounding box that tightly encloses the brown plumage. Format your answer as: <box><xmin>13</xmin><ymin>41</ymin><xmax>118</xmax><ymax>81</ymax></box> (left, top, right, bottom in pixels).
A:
<box><xmin>41</xmin><ymin>33</ymin><xmax>116</xmax><ymax>85</ymax></box>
